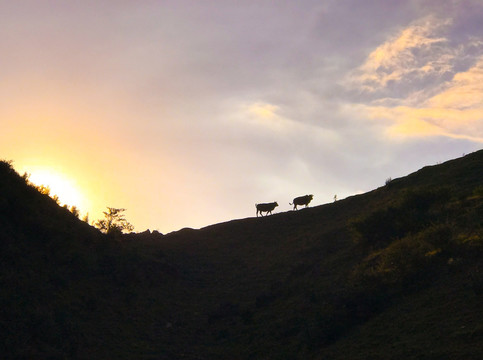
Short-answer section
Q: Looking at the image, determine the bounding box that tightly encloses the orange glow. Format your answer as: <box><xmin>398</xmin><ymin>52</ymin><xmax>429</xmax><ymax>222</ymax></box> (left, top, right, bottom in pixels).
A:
<box><xmin>388</xmin><ymin>116</ymin><xmax>443</xmax><ymax>137</ymax></box>
<box><xmin>25</xmin><ymin>167</ymin><xmax>87</xmax><ymax>211</ymax></box>
<box><xmin>249</xmin><ymin>102</ymin><xmax>279</xmax><ymax>119</ymax></box>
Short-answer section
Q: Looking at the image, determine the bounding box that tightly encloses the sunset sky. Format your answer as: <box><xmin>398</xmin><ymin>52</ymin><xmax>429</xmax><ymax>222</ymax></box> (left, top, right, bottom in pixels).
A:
<box><xmin>2</xmin><ymin>1</ymin><xmax>482</xmax><ymax>233</ymax></box>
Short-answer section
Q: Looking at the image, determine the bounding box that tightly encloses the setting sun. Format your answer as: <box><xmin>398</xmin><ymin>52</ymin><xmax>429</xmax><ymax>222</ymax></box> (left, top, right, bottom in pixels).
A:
<box><xmin>2</xmin><ymin>1</ymin><xmax>482</xmax><ymax>235</ymax></box>
<box><xmin>26</xmin><ymin>168</ymin><xmax>86</xmax><ymax>211</ymax></box>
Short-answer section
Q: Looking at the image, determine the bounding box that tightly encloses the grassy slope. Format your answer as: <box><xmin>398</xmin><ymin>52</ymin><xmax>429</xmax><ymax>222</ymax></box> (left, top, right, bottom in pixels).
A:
<box><xmin>1</xmin><ymin>150</ymin><xmax>482</xmax><ymax>359</ymax></box>
<box><xmin>134</xmin><ymin>150</ymin><xmax>483</xmax><ymax>359</ymax></box>
<box><xmin>321</xmin><ymin>151</ymin><xmax>483</xmax><ymax>359</ymax></box>
<box><xmin>319</xmin><ymin>151</ymin><xmax>483</xmax><ymax>360</ymax></box>
<box><xmin>324</xmin><ymin>271</ymin><xmax>483</xmax><ymax>360</ymax></box>
<box><xmin>0</xmin><ymin>162</ymin><xmax>178</xmax><ymax>359</ymax></box>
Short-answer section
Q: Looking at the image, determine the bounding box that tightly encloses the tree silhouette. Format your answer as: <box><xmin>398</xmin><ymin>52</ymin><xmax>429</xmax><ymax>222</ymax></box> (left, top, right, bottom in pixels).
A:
<box><xmin>94</xmin><ymin>207</ymin><xmax>134</xmax><ymax>235</ymax></box>
<box><xmin>70</xmin><ymin>205</ymin><xmax>80</xmax><ymax>218</ymax></box>
<box><xmin>82</xmin><ymin>213</ymin><xmax>89</xmax><ymax>224</ymax></box>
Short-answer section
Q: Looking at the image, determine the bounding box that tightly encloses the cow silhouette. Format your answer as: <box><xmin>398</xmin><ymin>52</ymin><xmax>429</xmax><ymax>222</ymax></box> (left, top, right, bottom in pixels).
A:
<box><xmin>256</xmin><ymin>202</ymin><xmax>278</xmax><ymax>217</ymax></box>
<box><xmin>289</xmin><ymin>194</ymin><xmax>313</xmax><ymax>210</ymax></box>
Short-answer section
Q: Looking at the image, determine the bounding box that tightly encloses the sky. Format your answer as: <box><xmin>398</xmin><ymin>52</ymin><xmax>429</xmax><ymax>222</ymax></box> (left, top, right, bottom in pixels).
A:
<box><xmin>1</xmin><ymin>0</ymin><xmax>482</xmax><ymax>234</ymax></box>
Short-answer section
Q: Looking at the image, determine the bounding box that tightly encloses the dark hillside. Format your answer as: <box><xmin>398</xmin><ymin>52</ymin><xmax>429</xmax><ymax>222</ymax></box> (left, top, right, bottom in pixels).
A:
<box><xmin>146</xmin><ymin>151</ymin><xmax>483</xmax><ymax>359</ymax></box>
<box><xmin>1</xmin><ymin>150</ymin><xmax>482</xmax><ymax>359</ymax></box>
<box><xmin>382</xmin><ymin>150</ymin><xmax>483</xmax><ymax>202</ymax></box>
<box><xmin>0</xmin><ymin>161</ymin><xmax>173</xmax><ymax>359</ymax></box>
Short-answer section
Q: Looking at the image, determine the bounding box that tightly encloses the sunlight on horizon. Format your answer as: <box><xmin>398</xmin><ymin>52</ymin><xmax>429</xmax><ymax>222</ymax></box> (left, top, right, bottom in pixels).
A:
<box><xmin>2</xmin><ymin>1</ymin><xmax>482</xmax><ymax>235</ymax></box>
<box><xmin>25</xmin><ymin>168</ymin><xmax>88</xmax><ymax>212</ymax></box>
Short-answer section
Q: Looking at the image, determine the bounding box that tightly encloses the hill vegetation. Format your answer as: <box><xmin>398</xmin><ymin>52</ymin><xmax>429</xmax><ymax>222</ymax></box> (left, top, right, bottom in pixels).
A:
<box><xmin>1</xmin><ymin>150</ymin><xmax>482</xmax><ymax>359</ymax></box>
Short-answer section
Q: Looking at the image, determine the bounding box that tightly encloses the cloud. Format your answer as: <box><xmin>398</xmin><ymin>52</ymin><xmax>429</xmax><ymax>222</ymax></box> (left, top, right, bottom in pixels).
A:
<box><xmin>248</xmin><ymin>103</ymin><xmax>279</xmax><ymax>119</ymax></box>
<box><xmin>3</xmin><ymin>1</ymin><xmax>482</xmax><ymax>233</ymax></box>
<box><xmin>360</xmin><ymin>56</ymin><xmax>483</xmax><ymax>142</ymax></box>
<box><xmin>363</xmin><ymin>105</ymin><xmax>482</xmax><ymax>140</ymax></box>
<box><xmin>230</xmin><ymin>100</ymin><xmax>344</xmax><ymax>150</ymax></box>
<box><xmin>342</xmin><ymin>11</ymin><xmax>483</xmax><ymax>144</ymax></box>
<box><xmin>243</xmin><ymin>102</ymin><xmax>316</xmax><ymax>136</ymax></box>
<box><xmin>426</xmin><ymin>57</ymin><xmax>483</xmax><ymax>110</ymax></box>
<box><xmin>348</xmin><ymin>15</ymin><xmax>454</xmax><ymax>92</ymax></box>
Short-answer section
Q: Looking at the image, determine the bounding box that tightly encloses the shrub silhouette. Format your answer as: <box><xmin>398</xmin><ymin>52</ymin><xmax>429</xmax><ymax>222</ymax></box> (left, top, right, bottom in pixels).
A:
<box><xmin>350</xmin><ymin>188</ymin><xmax>451</xmax><ymax>250</ymax></box>
<box><xmin>70</xmin><ymin>205</ymin><xmax>80</xmax><ymax>218</ymax></box>
<box><xmin>94</xmin><ymin>207</ymin><xmax>134</xmax><ymax>235</ymax></box>
<box><xmin>353</xmin><ymin>224</ymin><xmax>453</xmax><ymax>288</ymax></box>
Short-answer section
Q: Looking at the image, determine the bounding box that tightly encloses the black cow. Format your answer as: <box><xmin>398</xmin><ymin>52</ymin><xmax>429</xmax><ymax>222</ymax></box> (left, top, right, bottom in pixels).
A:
<box><xmin>256</xmin><ymin>202</ymin><xmax>279</xmax><ymax>217</ymax></box>
<box><xmin>289</xmin><ymin>194</ymin><xmax>313</xmax><ymax>210</ymax></box>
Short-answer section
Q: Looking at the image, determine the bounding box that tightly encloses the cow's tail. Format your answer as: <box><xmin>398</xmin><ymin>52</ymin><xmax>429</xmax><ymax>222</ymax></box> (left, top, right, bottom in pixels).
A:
<box><xmin>289</xmin><ymin>202</ymin><xmax>293</xmax><ymax>205</ymax></box>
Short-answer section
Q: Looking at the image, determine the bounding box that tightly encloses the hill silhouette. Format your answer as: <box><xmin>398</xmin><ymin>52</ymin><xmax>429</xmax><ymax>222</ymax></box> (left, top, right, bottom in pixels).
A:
<box><xmin>1</xmin><ymin>151</ymin><xmax>482</xmax><ymax>359</ymax></box>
